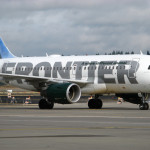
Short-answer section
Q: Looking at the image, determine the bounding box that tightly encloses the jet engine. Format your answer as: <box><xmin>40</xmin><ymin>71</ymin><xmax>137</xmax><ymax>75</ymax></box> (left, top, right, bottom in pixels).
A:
<box><xmin>42</xmin><ymin>83</ymin><xmax>81</xmax><ymax>104</ymax></box>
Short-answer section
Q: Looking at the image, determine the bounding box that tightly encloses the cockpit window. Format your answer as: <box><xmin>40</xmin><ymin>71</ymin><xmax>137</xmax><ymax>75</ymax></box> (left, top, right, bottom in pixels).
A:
<box><xmin>148</xmin><ymin>65</ymin><xmax>150</xmax><ymax>70</ymax></box>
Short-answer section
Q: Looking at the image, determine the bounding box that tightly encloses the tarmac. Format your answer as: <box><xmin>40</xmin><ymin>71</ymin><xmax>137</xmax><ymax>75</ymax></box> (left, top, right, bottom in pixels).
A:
<box><xmin>0</xmin><ymin>102</ymin><xmax>150</xmax><ymax>150</ymax></box>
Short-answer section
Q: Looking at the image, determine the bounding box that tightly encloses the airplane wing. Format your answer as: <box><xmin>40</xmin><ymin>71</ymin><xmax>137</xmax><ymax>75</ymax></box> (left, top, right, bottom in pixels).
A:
<box><xmin>0</xmin><ymin>73</ymin><xmax>91</xmax><ymax>85</ymax></box>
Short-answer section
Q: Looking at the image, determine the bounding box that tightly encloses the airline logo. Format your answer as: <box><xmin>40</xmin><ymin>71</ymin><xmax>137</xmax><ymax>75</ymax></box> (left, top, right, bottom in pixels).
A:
<box><xmin>2</xmin><ymin>60</ymin><xmax>139</xmax><ymax>84</ymax></box>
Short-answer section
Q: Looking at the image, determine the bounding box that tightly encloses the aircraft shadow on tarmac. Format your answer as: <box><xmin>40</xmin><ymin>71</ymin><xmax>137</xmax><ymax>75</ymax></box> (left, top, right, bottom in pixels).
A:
<box><xmin>0</xmin><ymin>134</ymin><xmax>113</xmax><ymax>139</ymax></box>
<box><xmin>0</xmin><ymin>105</ymin><xmax>139</xmax><ymax>110</ymax></box>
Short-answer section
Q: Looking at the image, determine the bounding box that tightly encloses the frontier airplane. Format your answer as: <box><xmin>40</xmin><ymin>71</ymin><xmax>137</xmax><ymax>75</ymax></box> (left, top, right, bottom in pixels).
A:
<box><xmin>0</xmin><ymin>38</ymin><xmax>150</xmax><ymax>110</ymax></box>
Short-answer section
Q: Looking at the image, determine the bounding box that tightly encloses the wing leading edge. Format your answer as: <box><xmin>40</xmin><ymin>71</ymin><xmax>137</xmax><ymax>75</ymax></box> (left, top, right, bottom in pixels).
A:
<box><xmin>0</xmin><ymin>73</ymin><xmax>91</xmax><ymax>85</ymax></box>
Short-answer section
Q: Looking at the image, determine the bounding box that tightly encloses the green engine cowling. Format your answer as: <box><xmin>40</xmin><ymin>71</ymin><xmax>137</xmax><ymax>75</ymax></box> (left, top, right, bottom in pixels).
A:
<box><xmin>44</xmin><ymin>83</ymin><xmax>81</xmax><ymax>104</ymax></box>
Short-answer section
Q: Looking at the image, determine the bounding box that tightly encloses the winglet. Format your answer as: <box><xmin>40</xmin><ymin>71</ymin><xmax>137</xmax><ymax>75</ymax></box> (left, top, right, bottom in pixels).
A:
<box><xmin>0</xmin><ymin>38</ymin><xmax>16</xmax><ymax>59</ymax></box>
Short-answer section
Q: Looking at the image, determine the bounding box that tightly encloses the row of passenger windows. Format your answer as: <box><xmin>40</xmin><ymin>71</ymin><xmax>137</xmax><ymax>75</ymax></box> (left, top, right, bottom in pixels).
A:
<box><xmin>3</xmin><ymin>65</ymin><xmax>128</xmax><ymax>71</ymax></box>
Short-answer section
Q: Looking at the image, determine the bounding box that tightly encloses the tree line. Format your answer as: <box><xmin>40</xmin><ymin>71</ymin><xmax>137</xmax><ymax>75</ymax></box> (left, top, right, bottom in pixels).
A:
<box><xmin>96</xmin><ymin>50</ymin><xmax>134</xmax><ymax>55</ymax></box>
<box><xmin>95</xmin><ymin>50</ymin><xmax>150</xmax><ymax>55</ymax></box>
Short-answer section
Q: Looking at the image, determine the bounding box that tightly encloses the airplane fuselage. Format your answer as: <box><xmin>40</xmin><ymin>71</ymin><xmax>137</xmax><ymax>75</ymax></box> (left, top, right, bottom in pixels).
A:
<box><xmin>0</xmin><ymin>54</ymin><xmax>150</xmax><ymax>94</ymax></box>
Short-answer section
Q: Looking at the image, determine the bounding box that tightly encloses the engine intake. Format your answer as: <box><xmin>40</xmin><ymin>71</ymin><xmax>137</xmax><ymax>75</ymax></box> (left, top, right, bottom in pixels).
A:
<box><xmin>44</xmin><ymin>83</ymin><xmax>81</xmax><ymax>104</ymax></box>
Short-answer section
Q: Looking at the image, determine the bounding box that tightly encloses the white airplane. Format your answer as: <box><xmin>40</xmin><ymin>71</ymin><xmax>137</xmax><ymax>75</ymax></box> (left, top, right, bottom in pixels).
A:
<box><xmin>0</xmin><ymin>38</ymin><xmax>150</xmax><ymax>110</ymax></box>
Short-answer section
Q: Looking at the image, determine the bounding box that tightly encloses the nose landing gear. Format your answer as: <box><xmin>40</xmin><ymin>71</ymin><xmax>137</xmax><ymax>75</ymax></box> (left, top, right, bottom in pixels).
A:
<box><xmin>139</xmin><ymin>93</ymin><xmax>149</xmax><ymax>110</ymax></box>
<box><xmin>139</xmin><ymin>103</ymin><xmax>149</xmax><ymax>110</ymax></box>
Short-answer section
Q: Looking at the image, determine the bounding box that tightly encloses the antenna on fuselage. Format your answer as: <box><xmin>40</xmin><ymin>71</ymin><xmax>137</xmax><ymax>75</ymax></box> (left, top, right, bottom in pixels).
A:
<box><xmin>140</xmin><ymin>50</ymin><xmax>143</xmax><ymax>55</ymax></box>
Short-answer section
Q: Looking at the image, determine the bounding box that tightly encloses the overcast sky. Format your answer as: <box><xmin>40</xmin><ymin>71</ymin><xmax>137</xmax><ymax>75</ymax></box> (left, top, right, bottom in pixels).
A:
<box><xmin>0</xmin><ymin>0</ymin><xmax>150</xmax><ymax>56</ymax></box>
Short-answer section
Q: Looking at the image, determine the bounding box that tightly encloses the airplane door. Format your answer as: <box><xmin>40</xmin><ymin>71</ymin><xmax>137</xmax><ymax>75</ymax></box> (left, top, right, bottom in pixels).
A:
<box><xmin>1</xmin><ymin>61</ymin><xmax>9</xmax><ymax>73</ymax></box>
<box><xmin>128</xmin><ymin>58</ymin><xmax>140</xmax><ymax>78</ymax></box>
<box><xmin>72</xmin><ymin>64</ymin><xmax>77</xmax><ymax>79</ymax></box>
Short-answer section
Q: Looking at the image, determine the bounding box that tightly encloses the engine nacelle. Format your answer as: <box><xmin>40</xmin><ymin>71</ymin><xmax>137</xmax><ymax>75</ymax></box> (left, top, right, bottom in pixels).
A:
<box><xmin>43</xmin><ymin>83</ymin><xmax>81</xmax><ymax>104</ymax></box>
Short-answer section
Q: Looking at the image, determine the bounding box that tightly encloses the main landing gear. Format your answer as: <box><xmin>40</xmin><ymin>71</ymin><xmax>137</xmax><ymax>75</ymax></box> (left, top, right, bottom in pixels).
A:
<box><xmin>88</xmin><ymin>95</ymin><xmax>103</xmax><ymax>109</ymax></box>
<box><xmin>139</xmin><ymin>94</ymin><xmax>149</xmax><ymax>110</ymax></box>
<box><xmin>39</xmin><ymin>98</ymin><xmax>54</xmax><ymax>109</ymax></box>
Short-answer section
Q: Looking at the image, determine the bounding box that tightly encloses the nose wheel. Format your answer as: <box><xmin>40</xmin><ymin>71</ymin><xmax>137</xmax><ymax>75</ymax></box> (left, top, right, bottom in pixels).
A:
<box><xmin>139</xmin><ymin>103</ymin><xmax>149</xmax><ymax>110</ymax></box>
<box><xmin>139</xmin><ymin>93</ymin><xmax>149</xmax><ymax>110</ymax></box>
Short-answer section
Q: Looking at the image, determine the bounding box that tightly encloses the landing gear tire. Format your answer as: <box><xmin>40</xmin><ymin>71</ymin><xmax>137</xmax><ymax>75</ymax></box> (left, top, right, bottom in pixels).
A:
<box><xmin>88</xmin><ymin>99</ymin><xmax>103</xmax><ymax>109</ymax></box>
<box><xmin>39</xmin><ymin>98</ymin><xmax>54</xmax><ymax>109</ymax></box>
<box><xmin>139</xmin><ymin>103</ymin><xmax>149</xmax><ymax>110</ymax></box>
<box><xmin>47</xmin><ymin>99</ymin><xmax>54</xmax><ymax>109</ymax></box>
<box><xmin>39</xmin><ymin>99</ymin><xmax>47</xmax><ymax>109</ymax></box>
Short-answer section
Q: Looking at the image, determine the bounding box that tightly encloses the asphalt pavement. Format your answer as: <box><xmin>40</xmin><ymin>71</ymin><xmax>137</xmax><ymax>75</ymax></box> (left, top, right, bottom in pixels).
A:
<box><xmin>0</xmin><ymin>102</ymin><xmax>150</xmax><ymax>150</ymax></box>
